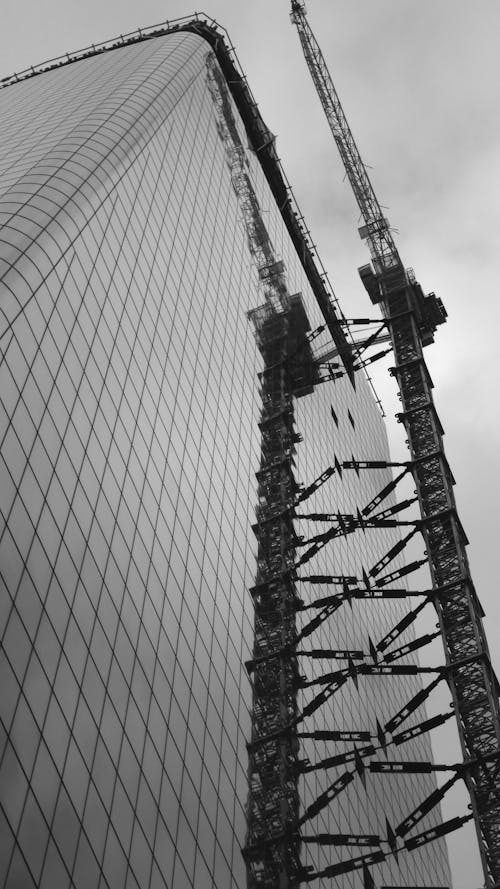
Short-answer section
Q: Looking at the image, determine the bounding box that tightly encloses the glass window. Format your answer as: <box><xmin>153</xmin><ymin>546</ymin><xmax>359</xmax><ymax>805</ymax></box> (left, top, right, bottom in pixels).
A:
<box><xmin>39</xmin><ymin>839</ymin><xmax>71</xmax><ymax>889</ymax></box>
<box><xmin>5</xmin><ymin>846</ymin><xmax>38</xmax><ymax>889</ymax></box>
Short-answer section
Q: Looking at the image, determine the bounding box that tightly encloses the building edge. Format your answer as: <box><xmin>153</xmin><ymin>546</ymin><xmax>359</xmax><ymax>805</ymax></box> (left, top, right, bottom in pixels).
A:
<box><xmin>0</xmin><ymin>13</ymin><xmax>367</xmax><ymax>389</ymax></box>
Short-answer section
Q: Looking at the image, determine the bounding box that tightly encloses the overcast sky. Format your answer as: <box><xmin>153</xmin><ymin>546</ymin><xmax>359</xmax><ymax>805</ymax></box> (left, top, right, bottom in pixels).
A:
<box><xmin>2</xmin><ymin>2</ymin><xmax>499</xmax><ymax>886</ymax></box>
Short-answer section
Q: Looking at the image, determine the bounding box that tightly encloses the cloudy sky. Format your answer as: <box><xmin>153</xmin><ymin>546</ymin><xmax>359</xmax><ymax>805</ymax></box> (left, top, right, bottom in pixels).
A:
<box><xmin>2</xmin><ymin>1</ymin><xmax>499</xmax><ymax>886</ymax></box>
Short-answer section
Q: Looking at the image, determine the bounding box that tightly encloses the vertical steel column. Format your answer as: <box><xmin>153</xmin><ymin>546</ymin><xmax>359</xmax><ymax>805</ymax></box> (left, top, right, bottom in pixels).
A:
<box><xmin>206</xmin><ymin>54</ymin><xmax>306</xmax><ymax>887</ymax></box>
<box><xmin>244</xmin><ymin>306</ymin><xmax>302</xmax><ymax>888</ymax></box>
<box><xmin>381</xmin><ymin>272</ymin><xmax>500</xmax><ymax>883</ymax></box>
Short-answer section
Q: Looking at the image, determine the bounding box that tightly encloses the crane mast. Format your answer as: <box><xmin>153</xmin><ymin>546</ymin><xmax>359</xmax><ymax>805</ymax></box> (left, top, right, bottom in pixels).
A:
<box><xmin>291</xmin><ymin>0</ymin><xmax>500</xmax><ymax>886</ymax></box>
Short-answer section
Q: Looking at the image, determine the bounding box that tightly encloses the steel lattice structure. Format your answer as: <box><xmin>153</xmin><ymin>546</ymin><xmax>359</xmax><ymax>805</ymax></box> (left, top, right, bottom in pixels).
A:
<box><xmin>207</xmin><ymin>55</ymin><xmax>315</xmax><ymax>888</ymax></box>
<box><xmin>290</xmin><ymin>1</ymin><xmax>500</xmax><ymax>885</ymax></box>
<box><xmin>245</xmin><ymin>304</ymin><xmax>303</xmax><ymax>889</ymax></box>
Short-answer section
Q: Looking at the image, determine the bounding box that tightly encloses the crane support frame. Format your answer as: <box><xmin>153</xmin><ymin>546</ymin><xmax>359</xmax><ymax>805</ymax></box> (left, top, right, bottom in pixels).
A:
<box><xmin>244</xmin><ymin>307</ymin><xmax>303</xmax><ymax>889</ymax></box>
<box><xmin>290</xmin><ymin>1</ymin><xmax>500</xmax><ymax>883</ymax></box>
<box><xmin>384</xmin><ymin>276</ymin><xmax>500</xmax><ymax>880</ymax></box>
<box><xmin>207</xmin><ymin>53</ymin><xmax>317</xmax><ymax>888</ymax></box>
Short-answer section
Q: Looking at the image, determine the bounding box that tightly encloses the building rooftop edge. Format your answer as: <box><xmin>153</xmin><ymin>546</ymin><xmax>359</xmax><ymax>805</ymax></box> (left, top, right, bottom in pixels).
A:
<box><xmin>1</xmin><ymin>12</ymin><xmax>384</xmax><ymax>409</ymax></box>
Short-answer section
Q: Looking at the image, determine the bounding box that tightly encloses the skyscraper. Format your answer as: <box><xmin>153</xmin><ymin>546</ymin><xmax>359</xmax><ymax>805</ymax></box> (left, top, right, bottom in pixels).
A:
<box><xmin>0</xmin><ymin>16</ymin><xmax>451</xmax><ymax>889</ymax></box>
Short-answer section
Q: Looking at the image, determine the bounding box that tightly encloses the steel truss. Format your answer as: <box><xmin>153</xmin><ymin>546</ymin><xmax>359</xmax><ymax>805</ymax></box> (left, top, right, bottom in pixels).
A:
<box><xmin>245</xmin><ymin>307</ymin><xmax>303</xmax><ymax>889</ymax></box>
<box><xmin>290</xmin><ymin>1</ymin><xmax>500</xmax><ymax>884</ymax></box>
<box><xmin>207</xmin><ymin>53</ymin><xmax>316</xmax><ymax>888</ymax></box>
<box><xmin>381</xmin><ymin>271</ymin><xmax>500</xmax><ymax>880</ymax></box>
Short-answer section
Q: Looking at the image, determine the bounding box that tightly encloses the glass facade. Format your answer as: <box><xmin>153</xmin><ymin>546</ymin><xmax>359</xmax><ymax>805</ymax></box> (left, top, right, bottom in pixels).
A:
<box><xmin>0</xmin><ymin>25</ymin><xmax>451</xmax><ymax>889</ymax></box>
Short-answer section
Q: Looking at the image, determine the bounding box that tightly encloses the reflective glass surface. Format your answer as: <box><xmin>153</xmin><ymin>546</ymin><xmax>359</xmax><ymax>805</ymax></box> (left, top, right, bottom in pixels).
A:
<box><xmin>0</xmin><ymin>30</ymin><xmax>451</xmax><ymax>889</ymax></box>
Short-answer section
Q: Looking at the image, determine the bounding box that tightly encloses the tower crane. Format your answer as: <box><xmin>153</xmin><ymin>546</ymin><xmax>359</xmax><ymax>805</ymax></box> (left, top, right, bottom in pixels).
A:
<box><xmin>290</xmin><ymin>1</ymin><xmax>500</xmax><ymax>885</ymax></box>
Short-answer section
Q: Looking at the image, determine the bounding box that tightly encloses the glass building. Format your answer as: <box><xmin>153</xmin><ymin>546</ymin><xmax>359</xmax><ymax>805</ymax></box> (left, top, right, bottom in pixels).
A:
<box><xmin>0</xmin><ymin>17</ymin><xmax>451</xmax><ymax>889</ymax></box>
